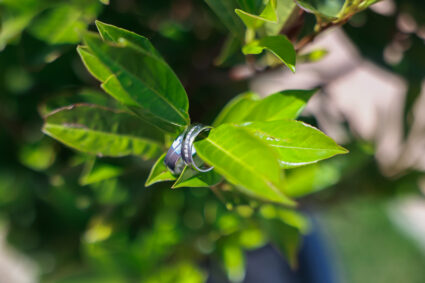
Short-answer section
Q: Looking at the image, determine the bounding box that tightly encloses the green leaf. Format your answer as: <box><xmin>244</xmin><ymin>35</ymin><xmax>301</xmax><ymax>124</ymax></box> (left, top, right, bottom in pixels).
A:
<box><xmin>39</xmin><ymin>88</ymin><xmax>120</xmax><ymax>117</ymax></box>
<box><xmin>241</xmin><ymin>120</ymin><xmax>348</xmax><ymax>168</ymax></box>
<box><xmin>264</xmin><ymin>0</ymin><xmax>297</xmax><ymax>35</ymax></box>
<box><xmin>77</xmin><ymin>46</ymin><xmax>112</xmax><ymax>82</ymax></box>
<box><xmin>295</xmin><ymin>0</ymin><xmax>345</xmax><ymax>19</ymax></box>
<box><xmin>214</xmin><ymin>35</ymin><xmax>241</xmax><ymax>66</ymax></box>
<box><xmin>242</xmin><ymin>35</ymin><xmax>296</xmax><ymax>72</ymax></box>
<box><xmin>43</xmin><ymin>104</ymin><xmax>164</xmax><ymax>159</ymax></box>
<box><xmin>235</xmin><ymin>0</ymin><xmax>277</xmax><ymax>29</ymax></box>
<box><xmin>172</xmin><ymin>166</ymin><xmax>222</xmax><ymax>189</ymax></box>
<box><xmin>213</xmin><ymin>92</ymin><xmax>260</xmax><ymax>126</ymax></box>
<box><xmin>298</xmin><ymin>49</ymin><xmax>328</xmax><ymax>63</ymax></box>
<box><xmin>0</xmin><ymin>10</ymin><xmax>37</xmax><ymax>50</ymax></box>
<box><xmin>205</xmin><ymin>0</ymin><xmax>245</xmax><ymax>40</ymax></box>
<box><xmin>82</xmin><ymin>31</ymin><xmax>190</xmax><ymax>134</ymax></box>
<box><xmin>79</xmin><ymin>158</ymin><xmax>123</xmax><ymax>186</ymax></box>
<box><xmin>220</xmin><ymin>242</ymin><xmax>246</xmax><ymax>282</ymax></box>
<box><xmin>244</xmin><ymin>89</ymin><xmax>317</xmax><ymax>121</ymax></box>
<box><xmin>95</xmin><ymin>21</ymin><xmax>162</xmax><ymax>58</ymax></box>
<box><xmin>145</xmin><ymin>153</ymin><xmax>177</xmax><ymax>187</ymax></box>
<box><xmin>194</xmin><ymin>124</ymin><xmax>295</xmax><ymax>206</ymax></box>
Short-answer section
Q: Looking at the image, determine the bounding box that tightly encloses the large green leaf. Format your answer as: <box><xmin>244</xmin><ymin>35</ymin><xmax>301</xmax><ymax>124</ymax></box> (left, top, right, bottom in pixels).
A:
<box><xmin>241</xmin><ymin>120</ymin><xmax>348</xmax><ymax>168</ymax></box>
<box><xmin>244</xmin><ymin>89</ymin><xmax>317</xmax><ymax>121</ymax></box>
<box><xmin>82</xmin><ymin>26</ymin><xmax>189</xmax><ymax>134</ymax></box>
<box><xmin>213</xmin><ymin>92</ymin><xmax>260</xmax><ymax>126</ymax></box>
<box><xmin>235</xmin><ymin>0</ymin><xmax>277</xmax><ymax>29</ymax></box>
<box><xmin>145</xmin><ymin>153</ymin><xmax>176</xmax><ymax>187</ymax></box>
<box><xmin>43</xmin><ymin>104</ymin><xmax>164</xmax><ymax>159</ymax></box>
<box><xmin>242</xmin><ymin>35</ymin><xmax>296</xmax><ymax>72</ymax></box>
<box><xmin>172</xmin><ymin>167</ymin><xmax>222</xmax><ymax>189</ymax></box>
<box><xmin>205</xmin><ymin>0</ymin><xmax>245</xmax><ymax>40</ymax></box>
<box><xmin>194</xmin><ymin>124</ymin><xmax>295</xmax><ymax>206</ymax></box>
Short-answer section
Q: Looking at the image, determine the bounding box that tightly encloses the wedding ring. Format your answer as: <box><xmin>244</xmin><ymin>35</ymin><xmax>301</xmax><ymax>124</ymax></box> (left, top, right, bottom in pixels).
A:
<box><xmin>181</xmin><ymin>124</ymin><xmax>214</xmax><ymax>173</ymax></box>
<box><xmin>164</xmin><ymin>131</ymin><xmax>186</xmax><ymax>175</ymax></box>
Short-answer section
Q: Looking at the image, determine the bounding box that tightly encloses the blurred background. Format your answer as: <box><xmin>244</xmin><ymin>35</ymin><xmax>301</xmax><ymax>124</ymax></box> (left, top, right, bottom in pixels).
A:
<box><xmin>0</xmin><ymin>0</ymin><xmax>425</xmax><ymax>282</ymax></box>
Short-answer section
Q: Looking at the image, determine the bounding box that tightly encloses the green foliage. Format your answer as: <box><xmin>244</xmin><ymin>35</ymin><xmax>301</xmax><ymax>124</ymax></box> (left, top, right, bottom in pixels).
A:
<box><xmin>243</xmin><ymin>35</ymin><xmax>296</xmax><ymax>72</ymax></box>
<box><xmin>0</xmin><ymin>0</ymin><xmax>391</xmax><ymax>281</ymax></box>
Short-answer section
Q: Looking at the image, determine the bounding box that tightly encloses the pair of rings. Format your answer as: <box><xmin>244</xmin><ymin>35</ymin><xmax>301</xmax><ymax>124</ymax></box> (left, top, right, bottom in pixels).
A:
<box><xmin>164</xmin><ymin>124</ymin><xmax>213</xmax><ymax>175</ymax></box>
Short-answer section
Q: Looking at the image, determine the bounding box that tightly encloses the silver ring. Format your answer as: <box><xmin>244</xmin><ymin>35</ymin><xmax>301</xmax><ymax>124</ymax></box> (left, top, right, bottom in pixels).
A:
<box><xmin>181</xmin><ymin>124</ymin><xmax>214</xmax><ymax>173</ymax></box>
<box><xmin>164</xmin><ymin>131</ymin><xmax>186</xmax><ymax>175</ymax></box>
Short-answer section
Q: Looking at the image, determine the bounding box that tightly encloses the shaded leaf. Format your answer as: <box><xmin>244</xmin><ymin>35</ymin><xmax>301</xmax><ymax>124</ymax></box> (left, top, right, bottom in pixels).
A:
<box><xmin>241</xmin><ymin>120</ymin><xmax>348</xmax><ymax>168</ymax></box>
<box><xmin>213</xmin><ymin>92</ymin><xmax>260</xmax><ymax>126</ymax></box>
<box><xmin>145</xmin><ymin>153</ymin><xmax>176</xmax><ymax>187</ymax></box>
<box><xmin>205</xmin><ymin>0</ymin><xmax>245</xmax><ymax>40</ymax></box>
<box><xmin>79</xmin><ymin>158</ymin><xmax>123</xmax><ymax>186</ymax></box>
<box><xmin>244</xmin><ymin>89</ymin><xmax>317</xmax><ymax>121</ymax></box>
<box><xmin>172</xmin><ymin>166</ymin><xmax>222</xmax><ymax>188</ymax></box>
<box><xmin>242</xmin><ymin>35</ymin><xmax>296</xmax><ymax>72</ymax></box>
<box><xmin>43</xmin><ymin>104</ymin><xmax>164</xmax><ymax>158</ymax></box>
<box><xmin>194</xmin><ymin>124</ymin><xmax>295</xmax><ymax>206</ymax></box>
<box><xmin>295</xmin><ymin>0</ymin><xmax>344</xmax><ymax>19</ymax></box>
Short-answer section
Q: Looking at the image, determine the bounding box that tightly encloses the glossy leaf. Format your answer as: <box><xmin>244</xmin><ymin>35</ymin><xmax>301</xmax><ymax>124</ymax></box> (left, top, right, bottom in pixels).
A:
<box><xmin>172</xmin><ymin>166</ymin><xmax>222</xmax><ymax>189</ymax></box>
<box><xmin>145</xmin><ymin>153</ymin><xmax>176</xmax><ymax>187</ymax></box>
<box><xmin>194</xmin><ymin>124</ymin><xmax>295</xmax><ymax>206</ymax></box>
<box><xmin>213</xmin><ymin>92</ymin><xmax>260</xmax><ymax>126</ymax></box>
<box><xmin>244</xmin><ymin>89</ymin><xmax>317</xmax><ymax>121</ymax></box>
<box><xmin>235</xmin><ymin>0</ymin><xmax>277</xmax><ymax>29</ymax></box>
<box><xmin>295</xmin><ymin>0</ymin><xmax>345</xmax><ymax>19</ymax></box>
<box><xmin>205</xmin><ymin>0</ymin><xmax>245</xmax><ymax>40</ymax></box>
<box><xmin>43</xmin><ymin>104</ymin><xmax>164</xmax><ymax>158</ymax></box>
<box><xmin>242</xmin><ymin>35</ymin><xmax>296</xmax><ymax>72</ymax></box>
<box><xmin>82</xmin><ymin>27</ymin><xmax>189</xmax><ymax>133</ymax></box>
<box><xmin>241</xmin><ymin>120</ymin><xmax>348</xmax><ymax>168</ymax></box>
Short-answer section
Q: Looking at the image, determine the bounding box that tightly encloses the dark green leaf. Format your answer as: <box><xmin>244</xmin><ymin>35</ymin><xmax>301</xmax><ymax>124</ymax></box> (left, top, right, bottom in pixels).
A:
<box><xmin>81</xmin><ymin>25</ymin><xmax>190</xmax><ymax>133</ymax></box>
<box><xmin>205</xmin><ymin>0</ymin><xmax>245</xmax><ymax>40</ymax></box>
<box><xmin>43</xmin><ymin>104</ymin><xmax>164</xmax><ymax>159</ymax></box>
<box><xmin>145</xmin><ymin>153</ymin><xmax>176</xmax><ymax>187</ymax></box>
<box><xmin>194</xmin><ymin>124</ymin><xmax>295</xmax><ymax>206</ymax></box>
<box><xmin>295</xmin><ymin>0</ymin><xmax>345</xmax><ymax>19</ymax></box>
<box><xmin>79</xmin><ymin>158</ymin><xmax>123</xmax><ymax>186</ymax></box>
<box><xmin>242</xmin><ymin>35</ymin><xmax>296</xmax><ymax>72</ymax></box>
<box><xmin>244</xmin><ymin>89</ymin><xmax>317</xmax><ymax>121</ymax></box>
<box><xmin>241</xmin><ymin>120</ymin><xmax>348</xmax><ymax>168</ymax></box>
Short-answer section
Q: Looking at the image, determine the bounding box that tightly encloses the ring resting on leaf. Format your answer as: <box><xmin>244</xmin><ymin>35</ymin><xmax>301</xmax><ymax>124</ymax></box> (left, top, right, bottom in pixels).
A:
<box><xmin>164</xmin><ymin>124</ymin><xmax>214</xmax><ymax>175</ymax></box>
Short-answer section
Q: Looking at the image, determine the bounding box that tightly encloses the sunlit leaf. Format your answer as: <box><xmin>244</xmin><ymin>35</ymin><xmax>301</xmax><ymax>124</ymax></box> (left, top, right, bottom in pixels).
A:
<box><xmin>194</xmin><ymin>124</ymin><xmax>295</xmax><ymax>206</ymax></box>
<box><xmin>213</xmin><ymin>92</ymin><xmax>260</xmax><ymax>126</ymax></box>
<box><xmin>241</xmin><ymin>120</ymin><xmax>348</xmax><ymax>168</ymax></box>
<box><xmin>43</xmin><ymin>104</ymin><xmax>164</xmax><ymax>158</ymax></box>
<box><xmin>172</xmin><ymin>166</ymin><xmax>222</xmax><ymax>189</ymax></box>
<box><xmin>77</xmin><ymin>46</ymin><xmax>112</xmax><ymax>82</ymax></box>
<box><xmin>235</xmin><ymin>0</ymin><xmax>277</xmax><ymax>29</ymax></box>
<box><xmin>242</xmin><ymin>35</ymin><xmax>296</xmax><ymax>72</ymax></box>
<box><xmin>244</xmin><ymin>89</ymin><xmax>317</xmax><ymax>121</ymax></box>
<box><xmin>145</xmin><ymin>153</ymin><xmax>176</xmax><ymax>187</ymax></box>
